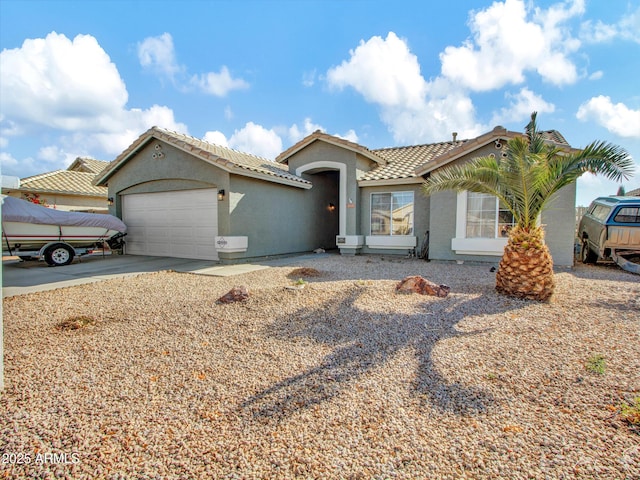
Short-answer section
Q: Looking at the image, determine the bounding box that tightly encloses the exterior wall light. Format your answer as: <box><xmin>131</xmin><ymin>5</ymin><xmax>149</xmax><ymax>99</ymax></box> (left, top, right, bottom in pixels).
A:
<box><xmin>328</xmin><ymin>202</ymin><xmax>336</xmax><ymax>212</ymax></box>
<box><xmin>107</xmin><ymin>197</ymin><xmax>114</xmax><ymax>206</ymax></box>
<box><xmin>218</xmin><ymin>189</ymin><xmax>225</xmax><ymax>201</ymax></box>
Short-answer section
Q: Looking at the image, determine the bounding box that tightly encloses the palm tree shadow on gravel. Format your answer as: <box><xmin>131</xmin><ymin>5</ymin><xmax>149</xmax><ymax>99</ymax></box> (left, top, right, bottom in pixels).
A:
<box><xmin>240</xmin><ymin>285</ymin><xmax>525</xmax><ymax>421</ymax></box>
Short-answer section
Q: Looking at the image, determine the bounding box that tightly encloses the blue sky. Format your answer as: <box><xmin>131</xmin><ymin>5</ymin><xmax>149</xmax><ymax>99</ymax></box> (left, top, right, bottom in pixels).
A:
<box><xmin>1</xmin><ymin>0</ymin><xmax>639</xmax><ymax>206</ymax></box>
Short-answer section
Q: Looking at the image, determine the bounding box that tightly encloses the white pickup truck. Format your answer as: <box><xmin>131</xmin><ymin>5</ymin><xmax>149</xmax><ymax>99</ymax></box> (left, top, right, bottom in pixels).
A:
<box><xmin>577</xmin><ymin>196</ymin><xmax>640</xmax><ymax>273</ymax></box>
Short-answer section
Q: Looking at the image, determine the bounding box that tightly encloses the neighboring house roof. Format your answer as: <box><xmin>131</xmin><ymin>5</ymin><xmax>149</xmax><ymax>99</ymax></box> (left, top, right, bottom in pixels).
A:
<box><xmin>627</xmin><ymin>187</ymin><xmax>640</xmax><ymax>196</ymax></box>
<box><xmin>18</xmin><ymin>169</ymin><xmax>107</xmax><ymax>197</ymax></box>
<box><xmin>67</xmin><ymin>157</ymin><xmax>110</xmax><ymax>174</ymax></box>
<box><xmin>95</xmin><ymin>127</ymin><xmax>312</xmax><ymax>189</ymax></box>
<box><xmin>360</xmin><ymin>141</ymin><xmax>468</xmax><ymax>184</ymax></box>
<box><xmin>276</xmin><ymin>130</ymin><xmax>387</xmax><ymax>167</ymax></box>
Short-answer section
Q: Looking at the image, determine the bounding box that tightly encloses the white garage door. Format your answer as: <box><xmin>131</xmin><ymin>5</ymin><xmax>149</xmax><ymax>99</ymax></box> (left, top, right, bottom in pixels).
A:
<box><xmin>123</xmin><ymin>189</ymin><xmax>218</xmax><ymax>260</ymax></box>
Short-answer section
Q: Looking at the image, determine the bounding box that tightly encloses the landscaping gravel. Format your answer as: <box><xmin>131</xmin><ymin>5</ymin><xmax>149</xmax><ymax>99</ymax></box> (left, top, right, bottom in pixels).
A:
<box><xmin>1</xmin><ymin>254</ymin><xmax>639</xmax><ymax>479</ymax></box>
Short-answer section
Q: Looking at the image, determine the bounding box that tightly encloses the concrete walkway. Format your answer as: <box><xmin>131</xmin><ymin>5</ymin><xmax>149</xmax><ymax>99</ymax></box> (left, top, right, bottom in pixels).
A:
<box><xmin>2</xmin><ymin>252</ymin><xmax>325</xmax><ymax>297</ymax></box>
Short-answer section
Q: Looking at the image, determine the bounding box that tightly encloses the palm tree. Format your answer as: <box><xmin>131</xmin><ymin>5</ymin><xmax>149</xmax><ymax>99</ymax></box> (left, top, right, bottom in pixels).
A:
<box><xmin>422</xmin><ymin>112</ymin><xmax>634</xmax><ymax>301</ymax></box>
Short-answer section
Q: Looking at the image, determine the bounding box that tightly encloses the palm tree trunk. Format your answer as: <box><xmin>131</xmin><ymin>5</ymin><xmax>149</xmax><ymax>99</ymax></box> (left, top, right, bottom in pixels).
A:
<box><xmin>495</xmin><ymin>226</ymin><xmax>555</xmax><ymax>301</ymax></box>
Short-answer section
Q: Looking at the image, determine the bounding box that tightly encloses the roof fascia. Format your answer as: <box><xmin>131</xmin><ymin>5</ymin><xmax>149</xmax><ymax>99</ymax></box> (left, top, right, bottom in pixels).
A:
<box><xmin>358</xmin><ymin>177</ymin><xmax>424</xmax><ymax>187</ymax></box>
<box><xmin>415</xmin><ymin>128</ymin><xmax>516</xmax><ymax>176</ymax></box>
<box><xmin>8</xmin><ymin>186</ymin><xmax>106</xmax><ymax>197</ymax></box>
<box><xmin>95</xmin><ymin>131</ymin><xmax>311</xmax><ymax>190</ymax></box>
<box><xmin>277</xmin><ymin>134</ymin><xmax>387</xmax><ymax>166</ymax></box>
<box><xmin>94</xmin><ymin>133</ymin><xmax>155</xmax><ymax>186</ymax></box>
<box><xmin>229</xmin><ymin>168</ymin><xmax>312</xmax><ymax>189</ymax></box>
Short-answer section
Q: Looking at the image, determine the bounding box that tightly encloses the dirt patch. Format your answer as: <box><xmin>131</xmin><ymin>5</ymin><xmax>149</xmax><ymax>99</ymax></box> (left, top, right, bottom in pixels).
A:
<box><xmin>55</xmin><ymin>315</ymin><xmax>97</xmax><ymax>331</ymax></box>
<box><xmin>287</xmin><ymin>267</ymin><xmax>323</xmax><ymax>278</ymax></box>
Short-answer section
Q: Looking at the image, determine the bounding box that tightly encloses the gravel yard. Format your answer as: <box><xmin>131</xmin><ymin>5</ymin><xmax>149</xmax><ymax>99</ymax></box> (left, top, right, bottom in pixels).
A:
<box><xmin>1</xmin><ymin>254</ymin><xmax>639</xmax><ymax>479</ymax></box>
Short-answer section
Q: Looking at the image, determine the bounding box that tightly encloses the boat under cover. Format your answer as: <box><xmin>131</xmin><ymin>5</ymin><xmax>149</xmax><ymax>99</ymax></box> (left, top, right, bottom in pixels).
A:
<box><xmin>1</xmin><ymin>195</ymin><xmax>127</xmax><ymax>250</ymax></box>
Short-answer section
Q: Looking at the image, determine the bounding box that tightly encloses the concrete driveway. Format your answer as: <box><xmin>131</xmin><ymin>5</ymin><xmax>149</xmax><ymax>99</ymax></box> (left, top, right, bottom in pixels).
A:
<box><xmin>1</xmin><ymin>253</ymin><xmax>286</xmax><ymax>297</ymax></box>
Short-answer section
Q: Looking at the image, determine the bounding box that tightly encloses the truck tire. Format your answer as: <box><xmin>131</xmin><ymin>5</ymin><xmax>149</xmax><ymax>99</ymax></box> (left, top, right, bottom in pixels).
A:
<box><xmin>581</xmin><ymin>240</ymin><xmax>597</xmax><ymax>264</ymax></box>
<box><xmin>44</xmin><ymin>243</ymin><xmax>74</xmax><ymax>266</ymax></box>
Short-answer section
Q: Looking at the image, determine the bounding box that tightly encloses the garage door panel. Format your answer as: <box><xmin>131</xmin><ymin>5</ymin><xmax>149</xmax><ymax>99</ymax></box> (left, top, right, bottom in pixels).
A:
<box><xmin>123</xmin><ymin>189</ymin><xmax>218</xmax><ymax>260</ymax></box>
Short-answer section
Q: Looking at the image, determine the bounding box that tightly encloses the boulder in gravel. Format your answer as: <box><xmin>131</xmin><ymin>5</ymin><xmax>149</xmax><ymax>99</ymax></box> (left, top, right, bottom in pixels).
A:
<box><xmin>217</xmin><ymin>285</ymin><xmax>250</xmax><ymax>304</ymax></box>
<box><xmin>396</xmin><ymin>276</ymin><xmax>450</xmax><ymax>298</ymax></box>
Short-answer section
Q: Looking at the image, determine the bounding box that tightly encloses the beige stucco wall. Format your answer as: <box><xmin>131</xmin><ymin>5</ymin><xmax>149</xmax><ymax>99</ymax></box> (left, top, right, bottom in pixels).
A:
<box><xmin>2</xmin><ymin>190</ymin><xmax>107</xmax><ymax>212</ymax></box>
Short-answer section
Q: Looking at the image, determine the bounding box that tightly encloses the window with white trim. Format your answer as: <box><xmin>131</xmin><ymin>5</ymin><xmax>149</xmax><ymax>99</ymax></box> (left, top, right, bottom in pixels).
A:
<box><xmin>465</xmin><ymin>192</ymin><xmax>515</xmax><ymax>238</ymax></box>
<box><xmin>371</xmin><ymin>192</ymin><xmax>414</xmax><ymax>235</ymax></box>
<box><xmin>452</xmin><ymin>191</ymin><xmax>516</xmax><ymax>256</ymax></box>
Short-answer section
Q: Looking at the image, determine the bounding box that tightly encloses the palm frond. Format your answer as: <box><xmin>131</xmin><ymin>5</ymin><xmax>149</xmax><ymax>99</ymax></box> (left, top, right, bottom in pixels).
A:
<box><xmin>421</xmin><ymin>112</ymin><xmax>634</xmax><ymax>233</ymax></box>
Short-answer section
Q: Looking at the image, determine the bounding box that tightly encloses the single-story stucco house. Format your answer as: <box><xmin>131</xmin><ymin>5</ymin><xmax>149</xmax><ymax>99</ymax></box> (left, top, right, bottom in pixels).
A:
<box><xmin>94</xmin><ymin>126</ymin><xmax>576</xmax><ymax>266</ymax></box>
<box><xmin>2</xmin><ymin>157</ymin><xmax>110</xmax><ymax>213</ymax></box>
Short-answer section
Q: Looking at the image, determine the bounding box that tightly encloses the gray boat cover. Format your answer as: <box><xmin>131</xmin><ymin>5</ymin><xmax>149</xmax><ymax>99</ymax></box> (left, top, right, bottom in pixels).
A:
<box><xmin>1</xmin><ymin>195</ymin><xmax>126</xmax><ymax>232</ymax></box>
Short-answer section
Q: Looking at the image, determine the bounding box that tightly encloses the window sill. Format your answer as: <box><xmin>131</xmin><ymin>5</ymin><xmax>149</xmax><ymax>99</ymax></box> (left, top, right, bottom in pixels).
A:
<box><xmin>451</xmin><ymin>237</ymin><xmax>507</xmax><ymax>256</ymax></box>
<box><xmin>366</xmin><ymin>235</ymin><xmax>416</xmax><ymax>249</ymax></box>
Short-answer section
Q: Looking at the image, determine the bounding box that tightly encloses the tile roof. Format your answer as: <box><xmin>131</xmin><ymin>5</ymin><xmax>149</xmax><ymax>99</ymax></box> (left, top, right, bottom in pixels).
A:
<box><xmin>96</xmin><ymin>127</ymin><xmax>311</xmax><ymax>188</ymax></box>
<box><xmin>626</xmin><ymin>187</ymin><xmax>640</xmax><ymax>197</ymax></box>
<box><xmin>361</xmin><ymin>141</ymin><xmax>468</xmax><ymax>181</ymax></box>
<box><xmin>67</xmin><ymin>157</ymin><xmax>110</xmax><ymax>174</ymax></box>
<box><xmin>19</xmin><ymin>170</ymin><xmax>107</xmax><ymax>197</ymax></box>
<box><xmin>413</xmin><ymin>126</ymin><xmax>574</xmax><ymax>177</ymax></box>
<box><xmin>541</xmin><ymin>130</ymin><xmax>569</xmax><ymax>146</ymax></box>
<box><xmin>276</xmin><ymin>130</ymin><xmax>387</xmax><ymax>166</ymax></box>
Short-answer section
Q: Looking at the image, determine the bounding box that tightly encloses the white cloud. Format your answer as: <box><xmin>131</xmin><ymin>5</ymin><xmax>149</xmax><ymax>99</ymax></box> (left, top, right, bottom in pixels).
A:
<box><xmin>288</xmin><ymin>118</ymin><xmax>323</xmax><ymax>143</ymax></box>
<box><xmin>588</xmin><ymin>70</ymin><xmax>603</xmax><ymax>80</ymax></box>
<box><xmin>576</xmin><ymin>96</ymin><xmax>640</xmax><ymax>138</ymax></box>
<box><xmin>302</xmin><ymin>69</ymin><xmax>316</xmax><ymax>87</ymax></box>
<box><xmin>327</xmin><ymin>32</ymin><xmax>426</xmax><ymax>109</ymax></box>
<box><xmin>138</xmin><ymin>33</ymin><xmax>250</xmax><ymax>97</ymax></box>
<box><xmin>337</xmin><ymin>129</ymin><xmax>358</xmax><ymax>143</ymax></box>
<box><xmin>0</xmin><ymin>32</ymin><xmax>188</xmax><ymax>174</ymax></box>
<box><xmin>490</xmin><ymin>88</ymin><xmax>555</xmax><ymax>126</ymax></box>
<box><xmin>137</xmin><ymin>32</ymin><xmax>183</xmax><ymax>79</ymax></box>
<box><xmin>228</xmin><ymin>122</ymin><xmax>283</xmax><ymax>159</ymax></box>
<box><xmin>0</xmin><ymin>151</ymin><xmax>19</xmax><ymax>170</ymax></box>
<box><xmin>440</xmin><ymin>0</ymin><xmax>581</xmax><ymax>91</ymax></box>
<box><xmin>202</xmin><ymin>130</ymin><xmax>229</xmax><ymax>147</ymax></box>
<box><xmin>325</xmin><ymin>2</ymin><xmax>591</xmax><ymax>144</ymax></box>
<box><xmin>580</xmin><ymin>6</ymin><xmax>640</xmax><ymax>44</ymax></box>
<box><xmin>287</xmin><ymin>118</ymin><xmax>359</xmax><ymax>145</ymax></box>
<box><xmin>190</xmin><ymin>66</ymin><xmax>249</xmax><ymax>97</ymax></box>
<box><xmin>0</xmin><ymin>32</ymin><xmax>128</xmax><ymax>131</ymax></box>
<box><xmin>619</xmin><ymin>7</ymin><xmax>640</xmax><ymax>43</ymax></box>
<box><xmin>0</xmin><ymin>149</ymin><xmax>70</xmax><ymax>178</ymax></box>
<box><xmin>326</xmin><ymin>33</ymin><xmax>483</xmax><ymax>143</ymax></box>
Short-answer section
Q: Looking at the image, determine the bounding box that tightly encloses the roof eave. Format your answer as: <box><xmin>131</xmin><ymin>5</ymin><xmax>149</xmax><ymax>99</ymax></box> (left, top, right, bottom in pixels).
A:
<box><xmin>276</xmin><ymin>133</ymin><xmax>387</xmax><ymax>167</ymax></box>
<box><xmin>6</xmin><ymin>186</ymin><xmax>106</xmax><ymax>197</ymax></box>
<box><xmin>94</xmin><ymin>130</ymin><xmax>157</xmax><ymax>186</ymax></box>
<box><xmin>232</xmin><ymin>168</ymin><xmax>312</xmax><ymax>189</ymax></box>
<box><xmin>358</xmin><ymin>177</ymin><xmax>424</xmax><ymax>187</ymax></box>
<box><xmin>414</xmin><ymin>127</ymin><xmax>516</xmax><ymax>176</ymax></box>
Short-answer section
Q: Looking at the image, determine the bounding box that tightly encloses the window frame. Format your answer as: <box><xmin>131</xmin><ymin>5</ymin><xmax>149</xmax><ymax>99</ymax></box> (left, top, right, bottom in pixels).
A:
<box><xmin>452</xmin><ymin>191</ymin><xmax>518</xmax><ymax>256</ymax></box>
<box><xmin>369</xmin><ymin>191</ymin><xmax>415</xmax><ymax>236</ymax></box>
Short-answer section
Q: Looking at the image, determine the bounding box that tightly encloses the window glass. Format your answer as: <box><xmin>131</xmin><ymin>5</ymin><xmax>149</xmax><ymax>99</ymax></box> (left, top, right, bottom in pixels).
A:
<box><xmin>371</xmin><ymin>192</ymin><xmax>414</xmax><ymax>235</ymax></box>
<box><xmin>466</xmin><ymin>192</ymin><xmax>496</xmax><ymax>238</ymax></box>
<box><xmin>465</xmin><ymin>193</ymin><xmax>515</xmax><ymax>238</ymax></box>
<box><xmin>613</xmin><ymin>206</ymin><xmax>640</xmax><ymax>223</ymax></box>
<box><xmin>592</xmin><ymin>205</ymin><xmax>612</xmax><ymax>221</ymax></box>
<box><xmin>498</xmin><ymin>200</ymin><xmax>516</xmax><ymax>237</ymax></box>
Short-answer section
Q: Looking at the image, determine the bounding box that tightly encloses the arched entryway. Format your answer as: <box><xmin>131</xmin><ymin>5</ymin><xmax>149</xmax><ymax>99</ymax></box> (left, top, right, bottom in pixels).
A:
<box><xmin>296</xmin><ymin>161</ymin><xmax>344</xmax><ymax>250</ymax></box>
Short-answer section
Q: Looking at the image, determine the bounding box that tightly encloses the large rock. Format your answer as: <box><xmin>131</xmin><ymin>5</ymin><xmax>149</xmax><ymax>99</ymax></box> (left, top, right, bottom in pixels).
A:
<box><xmin>217</xmin><ymin>285</ymin><xmax>250</xmax><ymax>304</ymax></box>
<box><xmin>396</xmin><ymin>276</ymin><xmax>450</xmax><ymax>298</ymax></box>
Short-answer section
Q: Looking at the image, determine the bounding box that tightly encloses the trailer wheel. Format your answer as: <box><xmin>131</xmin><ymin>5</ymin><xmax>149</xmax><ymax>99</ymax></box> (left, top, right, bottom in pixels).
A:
<box><xmin>44</xmin><ymin>244</ymin><xmax>74</xmax><ymax>266</ymax></box>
